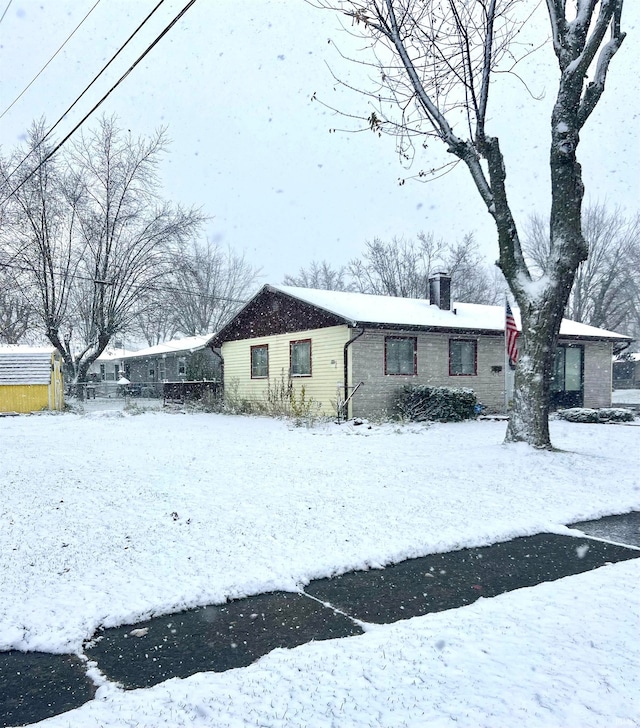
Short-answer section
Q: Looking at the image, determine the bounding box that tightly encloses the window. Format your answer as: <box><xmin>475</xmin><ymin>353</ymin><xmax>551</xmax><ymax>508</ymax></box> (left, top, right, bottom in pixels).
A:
<box><xmin>99</xmin><ymin>363</ymin><xmax>106</xmax><ymax>381</ymax></box>
<box><xmin>251</xmin><ymin>345</ymin><xmax>269</xmax><ymax>378</ymax></box>
<box><xmin>449</xmin><ymin>339</ymin><xmax>477</xmax><ymax>376</ymax></box>
<box><xmin>290</xmin><ymin>339</ymin><xmax>311</xmax><ymax>377</ymax></box>
<box><xmin>550</xmin><ymin>345</ymin><xmax>584</xmax><ymax>408</ymax></box>
<box><xmin>178</xmin><ymin>357</ymin><xmax>186</xmax><ymax>376</ymax></box>
<box><xmin>385</xmin><ymin>337</ymin><xmax>417</xmax><ymax>375</ymax></box>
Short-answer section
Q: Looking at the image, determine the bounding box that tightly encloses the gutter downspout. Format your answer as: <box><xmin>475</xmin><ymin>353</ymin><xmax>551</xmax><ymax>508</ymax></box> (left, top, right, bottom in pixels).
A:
<box><xmin>342</xmin><ymin>326</ymin><xmax>365</xmax><ymax>420</ymax></box>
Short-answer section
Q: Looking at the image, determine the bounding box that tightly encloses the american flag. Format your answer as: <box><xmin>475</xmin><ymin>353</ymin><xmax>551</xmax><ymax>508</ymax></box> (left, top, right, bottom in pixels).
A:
<box><xmin>505</xmin><ymin>300</ymin><xmax>519</xmax><ymax>368</ymax></box>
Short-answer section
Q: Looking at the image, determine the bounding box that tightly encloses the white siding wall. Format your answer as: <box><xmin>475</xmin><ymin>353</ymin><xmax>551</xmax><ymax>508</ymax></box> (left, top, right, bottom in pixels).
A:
<box><xmin>350</xmin><ymin>329</ymin><xmax>506</xmax><ymax>419</ymax></box>
<box><xmin>222</xmin><ymin>326</ymin><xmax>350</xmax><ymax>415</ymax></box>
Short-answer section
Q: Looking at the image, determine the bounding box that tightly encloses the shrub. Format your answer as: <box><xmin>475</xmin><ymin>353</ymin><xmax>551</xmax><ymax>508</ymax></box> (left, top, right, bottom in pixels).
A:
<box><xmin>557</xmin><ymin>407</ymin><xmax>635</xmax><ymax>423</ymax></box>
<box><xmin>396</xmin><ymin>385</ymin><xmax>477</xmax><ymax>422</ymax></box>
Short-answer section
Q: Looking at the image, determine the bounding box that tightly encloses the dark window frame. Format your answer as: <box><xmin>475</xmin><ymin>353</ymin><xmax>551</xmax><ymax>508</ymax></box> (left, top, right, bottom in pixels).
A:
<box><xmin>550</xmin><ymin>343</ymin><xmax>585</xmax><ymax>409</ymax></box>
<box><xmin>449</xmin><ymin>339</ymin><xmax>478</xmax><ymax>376</ymax></box>
<box><xmin>384</xmin><ymin>336</ymin><xmax>418</xmax><ymax>376</ymax></box>
<box><xmin>290</xmin><ymin>338</ymin><xmax>312</xmax><ymax>377</ymax></box>
<box><xmin>250</xmin><ymin>344</ymin><xmax>269</xmax><ymax>379</ymax></box>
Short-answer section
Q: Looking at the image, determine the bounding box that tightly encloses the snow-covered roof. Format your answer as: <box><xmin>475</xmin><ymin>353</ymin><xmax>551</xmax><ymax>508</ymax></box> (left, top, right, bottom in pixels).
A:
<box><xmin>96</xmin><ymin>348</ymin><xmax>131</xmax><ymax>361</ymax></box>
<box><xmin>0</xmin><ymin>346</ymin><xmax>57</xmax><ymax>385</ymax></box>
<box><xmin>116</xmin><ymin>335</ymin><xmax>212</xmax><ymax>361</ymax></box>
<box><xmin>272</xmin><ymin>285</ymin><xmax>630</xmax><ymax>340</ymax></box>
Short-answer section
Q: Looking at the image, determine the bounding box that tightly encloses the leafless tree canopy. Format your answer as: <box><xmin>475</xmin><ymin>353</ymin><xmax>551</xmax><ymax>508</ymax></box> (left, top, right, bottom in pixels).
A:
<box><xmin>312</xmin><ymin>0</ymin><xmax>627</xmax><ymax>448</ymax></box>
<box><xmin>128</xmin><ymin>239</ymin><xmax>261</xmax><ymax>346</ymax></box>
<box><xmin>523</xmin><ymin>203</ymin><xmax>640</xmax><ymax>335</ymax></box>
<box><xmin>284</xmin><ymin>260</ymin><xmax>353</xmax><ymax>291</ymax></box>
<box><xmin>284</xmin><ymin>232</ymin><xmax>503</xmax><ymax>303</ymax></box>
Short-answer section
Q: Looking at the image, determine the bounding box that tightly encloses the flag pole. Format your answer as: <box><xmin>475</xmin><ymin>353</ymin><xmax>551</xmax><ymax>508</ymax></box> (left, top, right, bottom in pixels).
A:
<box><xmin>504</xmin><ymin>293</ymin><xmax>509</xmax><ymax>412</ymax></box>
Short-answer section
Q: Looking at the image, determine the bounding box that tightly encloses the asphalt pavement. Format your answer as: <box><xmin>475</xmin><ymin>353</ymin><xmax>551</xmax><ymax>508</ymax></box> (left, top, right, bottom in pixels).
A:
<box><xmin>2</xmin><ymin>513</ymin><xmax>639</xmax><ymax>727</ymax></box>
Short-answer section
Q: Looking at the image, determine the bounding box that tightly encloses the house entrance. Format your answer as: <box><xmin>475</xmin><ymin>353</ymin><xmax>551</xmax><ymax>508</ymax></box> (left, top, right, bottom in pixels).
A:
<box><xmin>550</xmin><ymin>344</ymin><xmax>584</xmax><ymax>409</ymax></box>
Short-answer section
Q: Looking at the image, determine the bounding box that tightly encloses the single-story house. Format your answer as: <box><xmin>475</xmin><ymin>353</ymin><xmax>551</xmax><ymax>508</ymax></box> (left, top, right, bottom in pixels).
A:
<box><xmin>613</xmin><ymin>352</ymin><xmax>640</xmax><ymax>389</ymax></box>
<box><xmin>208</xmin><ymin>279</ymin><xmax>631</xmax><ymax>419</ymax></box>
<box><xmin>89</xmin><ymin>347</ymin><xmax>130</xmax><ymax>385</ymax></box>
<box><xmin>0</xmin><ymin>346</ymin><xmax>64</xmax><ymax>413</ymax></box>
<box><xmin>90</xmin><ymin>335</ymin><xmax>221</xmax><ymax>397</ymax></box>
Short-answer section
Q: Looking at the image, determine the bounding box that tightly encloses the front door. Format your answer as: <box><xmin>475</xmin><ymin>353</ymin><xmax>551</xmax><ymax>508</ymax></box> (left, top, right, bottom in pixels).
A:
<box><xmin>550</xmin><ymin>344</ymin><xmax>584</xmax><ymax>409</ymax></box>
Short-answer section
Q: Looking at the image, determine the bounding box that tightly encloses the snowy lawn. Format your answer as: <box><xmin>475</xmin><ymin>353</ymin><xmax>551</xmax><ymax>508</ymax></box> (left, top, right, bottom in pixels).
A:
<box><xmin>612</xmin><ymin>388</ymin><xmax>640</xmax><ymax>404</ymax></box>
<box><xmin>1</xmin><ymin>411</ymin><xmax>639</xmax><ymax>727</ymax></box>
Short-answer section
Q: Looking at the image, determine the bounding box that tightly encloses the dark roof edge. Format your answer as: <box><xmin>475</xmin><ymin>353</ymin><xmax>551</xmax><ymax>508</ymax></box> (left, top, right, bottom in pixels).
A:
<box><xmin>207</xmin><ymin>284</ymin><xmax>271</xmax><ymax>348</ymax></box>
<box><xmin>208</xmin><ymin>285</ymin><xmax>354</xmax><ymax>347</ymax></box>
<box><xmin>270</xmin><ymin>285</ymin><xmax>354</xmax><ymax>325</ymax></box>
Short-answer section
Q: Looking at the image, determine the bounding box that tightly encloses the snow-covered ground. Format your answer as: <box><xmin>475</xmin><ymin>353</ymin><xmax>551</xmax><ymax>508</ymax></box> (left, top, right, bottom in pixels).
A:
<box><xmin>612</xmin><ymin>388</ymin><xmax>640</xmax><ymax>404</ymax></box>
<box><xmin>1</xmin><ymin>411</ymin><xmax>639</xmax><ymax>727</ymax></box>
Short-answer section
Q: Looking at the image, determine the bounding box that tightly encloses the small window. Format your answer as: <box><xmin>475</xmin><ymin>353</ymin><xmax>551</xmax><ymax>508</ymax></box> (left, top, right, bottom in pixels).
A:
<box><xmin>449</xmin><ymin>339</ymin><xmax>477</xmax><ymax>376</ymax></box>
<box><xmin>99</xmin><ymin>363</ymin><xmax>106</xmax><ymax>381</ymax></box>
<box><xmin>251</xmin><ymin>345</ymin><xmax>269</xmax><ymax>379</ymax></box>
<box><xmin>178</xmin><ymin>357</ymin><xmax>186</xmax><ymax>376</ymax></box>
<box><xmin>385</xmin><ymin>337</ymin><xmax>417</xmax><ymax>375</ymax></box>
<box><xmin>290</xmin><ymin>339</ymin><xmax>311</xmax><ymax>377</ymax></box>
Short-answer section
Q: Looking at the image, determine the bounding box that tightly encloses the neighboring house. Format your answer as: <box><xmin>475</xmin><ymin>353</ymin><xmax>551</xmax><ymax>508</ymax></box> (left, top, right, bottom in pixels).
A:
<box><xmin>613</xmin><ymin>353</ymin><xmax>640</xmax><ymax>389</ymax></box>
<box><xmin>91</xmin><ymin>335</ymin><xmax>220</xmax><ymax>396</ymax></box>
<box><xmin>89</xmin><ymin>348</ymin><xmax>130</xmax><ymax>385</ymax></box>
<box><xmin>0</xmin><ymin>346</ymin><xmax>64</xmax><ymax>413</ymax></box>
<box><xmin>209</xmin><ymin>279</ymin><xmax>631</xmax><ymax>419</ymax></box>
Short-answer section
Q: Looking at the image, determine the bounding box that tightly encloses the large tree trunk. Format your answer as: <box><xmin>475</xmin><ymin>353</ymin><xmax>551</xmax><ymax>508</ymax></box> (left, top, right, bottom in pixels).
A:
<box><xmin>505</xmin><ymin>301</ymin><xmax>561</xmax><ymax>447</ymax></box>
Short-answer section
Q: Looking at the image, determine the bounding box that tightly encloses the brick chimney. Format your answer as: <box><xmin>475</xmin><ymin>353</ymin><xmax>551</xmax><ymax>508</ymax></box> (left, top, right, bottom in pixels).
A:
<box><xmin>429</xmin><ymin>272</ymin><xmax>451</xmax><ymax>310</ymax></box>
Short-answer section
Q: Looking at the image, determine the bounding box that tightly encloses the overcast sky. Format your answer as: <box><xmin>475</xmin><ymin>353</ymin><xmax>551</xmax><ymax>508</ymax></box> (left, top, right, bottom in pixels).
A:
<box><xmin>1</xmin><ymin>0</ymin><xmax>638</xmax><ymax>285</ymax></box>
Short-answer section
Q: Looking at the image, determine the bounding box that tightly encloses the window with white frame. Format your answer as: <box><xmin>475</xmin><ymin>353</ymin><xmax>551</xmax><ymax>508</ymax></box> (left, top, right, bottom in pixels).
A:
<box><xmin>251</xmin><ymin>345</ymin><xmax>269</xmax><ymax>379</ymax></box>
<box><xmin>385</xmin><ymin>336</ymin><xmax>417</xmax><ymax>375</ymax></box>
<box><xmin>290</xmin><ymin>339</ymin><xmax>311</xmax><ymax>377</ymax></box>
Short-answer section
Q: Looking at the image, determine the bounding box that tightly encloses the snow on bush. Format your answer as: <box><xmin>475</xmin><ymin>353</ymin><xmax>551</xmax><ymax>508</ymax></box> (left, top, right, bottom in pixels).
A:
<box><xmin>557</xmin><ymin>407</ymin><xmax>635</xmax><ymax>423</ymax></box>
<box><xmin>395</xmin><ymin>385</ymin><xmax>478</xmax><ymax>422</ymax></box>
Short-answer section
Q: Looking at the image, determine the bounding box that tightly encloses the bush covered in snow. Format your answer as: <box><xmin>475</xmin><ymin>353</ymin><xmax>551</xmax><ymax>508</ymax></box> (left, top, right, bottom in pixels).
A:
<box><xmin>557</xmin><ymin>407</ymin><xmax>635</xmax><ymax>424</ymax></box>
<box><xmin>396</xmin><ymin>385</ymin><xmax>477</xmax><ymax>422</ymax></box>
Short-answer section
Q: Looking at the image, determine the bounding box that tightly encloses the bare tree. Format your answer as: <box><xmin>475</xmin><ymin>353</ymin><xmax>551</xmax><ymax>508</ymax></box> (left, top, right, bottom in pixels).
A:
<box><xmin>0</xmin><ymin>236</ymin><xmax>35</xmax><ymax>343</ymax></box>
<box><xmin>349</xmin><ymin>233</ymin><xmax>443</xmax><ymax>297</ymax></box>
<box><xmin>0</xmin><ymin>289</ymin><xmax>34</xmax><ymax>343</ymax></box>
<box><xmin>444</xmin><ymin>233</ymin><xmax>503</xmax><ymax>305</ymax></box>
<box><xmin>313</xmin><ymin>0</ymin><xmax>627</xmax><ymax>448</ymax></box>
<box><xmin>129</xmin><ymin>291</ymin><xmax>181</xmax><ymax>346</ymax></box>
<box><xmin>284</xmin><ymin>232</ymin><xmax>501</xmax><ymax>302</ymax></box>
<box><xmin>283</xmin><ymin>260</ymin><xmax>353</xmax><ymax>290</ymax></box>
<box><xmin>169</xmin><ymin>238</ymin><xmax>261</xmax><ymax>336</ymax></box>
<box><xmin>523</xmin><ymin>203</ymin><xmax>640</xmax><ymax>333</ymax></box>
<box><xmin>1</xmin><ymin>117</ymin><xmax>202</xmax><ymax>389</ymax></box>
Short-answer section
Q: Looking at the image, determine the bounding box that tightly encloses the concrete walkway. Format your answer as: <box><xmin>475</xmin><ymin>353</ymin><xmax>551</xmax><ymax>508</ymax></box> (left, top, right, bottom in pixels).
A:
<box><xmin>2</xmin><ymin>514</ymin><xmax>639</xmax><ymax>727</ymax></box>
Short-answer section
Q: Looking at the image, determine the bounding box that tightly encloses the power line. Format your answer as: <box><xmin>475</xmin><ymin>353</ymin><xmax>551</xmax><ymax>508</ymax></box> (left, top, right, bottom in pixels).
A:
<box><xmin>0</xmin><ymin>259</ymin><xmax>249</xmax><ymax>305</ymax></box>
<box><xmin>0</xmin><ymin>0</ymin><xmax>13</xmax><ymax>26</ymax></box>
<box><xmin>0</xmin><ymin>0</ymin><xmax>103</xmax><ymax>121</ymax></box>
<box><xmin>1</xmin><ymin>0</ymin><xmax>198</xmax><ymax>205</ymax></box>
<box><xmin>1</xmin><ymin>0</ymin><xmax>167</xmax><ymax>191</ymax></box>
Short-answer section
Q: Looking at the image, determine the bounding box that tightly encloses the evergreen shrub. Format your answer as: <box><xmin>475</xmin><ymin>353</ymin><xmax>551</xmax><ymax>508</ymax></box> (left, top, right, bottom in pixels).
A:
<box><xmin>396</xmin><ymin>385</ymin><xmax>477</xmax><ymax>422</ymax></box>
